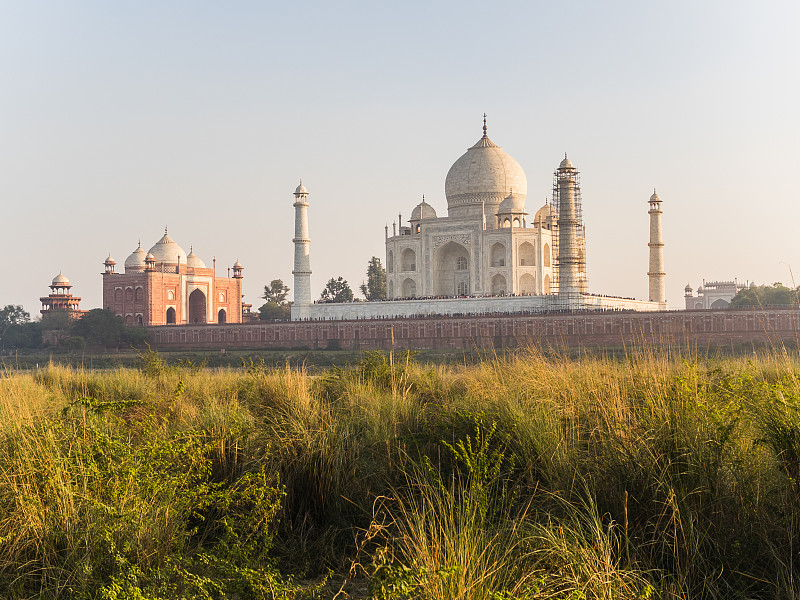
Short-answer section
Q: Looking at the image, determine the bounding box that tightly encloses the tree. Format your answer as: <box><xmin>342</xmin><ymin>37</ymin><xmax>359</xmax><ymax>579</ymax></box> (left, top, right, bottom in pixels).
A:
<box><xmin>360</xmin><ymin>257</ymin><xmax>387</xmax><ymax>300</ymax></box>
<box><xmin>71</xmin><ymin>309</ymin><xmax>150</xmax><ymax>349</ymax></box>
<box><xmin>259</xmin><ymin>302</ymin><xmax>292</xmax><ymax>321</ymax></box>
<box><xmin>259</xmin><ymin>279</ymin><xmax>292</xmax><ymax>321</ymax></box>
<box><xmin>320</xmin><ymin>277</ymin><xmax>354</xmax><ymax>303</ymax></box>
<box><xmin>262</xmin><ymin>280</ymin><xmax>290</xmax><ymax>305</ymax></box>
<box><xmin>0</xmin><ymin>305</ymin><xmax>30</xmax><ymax>328</ymax></box>
<box><xmin>730</xmin><ymin>282</ymin><xmax>800</xmax><ymax>308</ymax></box>
<box><xmin>0</xmin><ymin>305</ymin><xmax>31</xmax><ymax>352</ymax></box>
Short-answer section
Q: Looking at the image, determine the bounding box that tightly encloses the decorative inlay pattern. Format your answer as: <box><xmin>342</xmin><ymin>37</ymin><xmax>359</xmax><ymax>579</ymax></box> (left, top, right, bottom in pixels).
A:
<box><xmin>433</xmin><ymin>235</ymin><xmax>471</xmax><ymax>249</ymax></box>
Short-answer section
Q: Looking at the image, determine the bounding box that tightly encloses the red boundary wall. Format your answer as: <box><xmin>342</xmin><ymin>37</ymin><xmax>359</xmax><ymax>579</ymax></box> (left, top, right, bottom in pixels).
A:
<box><xmin>147</xmin><ymin>308</ymin><xmax>800</xmax><ymax>351</ymax></box>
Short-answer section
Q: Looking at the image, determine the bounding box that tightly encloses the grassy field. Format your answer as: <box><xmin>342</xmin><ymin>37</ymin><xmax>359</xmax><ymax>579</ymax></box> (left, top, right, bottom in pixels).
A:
<box><xmin>2</xmin><ymin>345</ymin><xmax>800</xmax><ymax>598</ymax></box>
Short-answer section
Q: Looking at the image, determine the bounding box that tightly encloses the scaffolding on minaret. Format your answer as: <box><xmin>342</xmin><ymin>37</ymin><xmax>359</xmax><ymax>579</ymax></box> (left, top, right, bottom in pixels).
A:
<box><xmin>550</xmin><ymin>157</ymin><xmax>588</xmax><ymax>303</ymax></box>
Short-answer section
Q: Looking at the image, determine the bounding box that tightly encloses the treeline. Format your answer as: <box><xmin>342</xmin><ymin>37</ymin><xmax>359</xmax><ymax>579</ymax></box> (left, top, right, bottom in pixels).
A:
<box><xmin>730</xmin><ymin>282</ymin><xmax>800</xmax><ymax>307</ymax></box>
<box><xmin>0</xmin><ymin>305</ymin><xmax>149</xmax><ymax>353</ymax></box>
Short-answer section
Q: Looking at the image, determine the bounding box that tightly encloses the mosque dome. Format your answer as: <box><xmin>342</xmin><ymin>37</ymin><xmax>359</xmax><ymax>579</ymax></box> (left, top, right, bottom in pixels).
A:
<box><xmin>295</xmin><ymin>181</ymin><xmax>308</xmax><ymax>195</ymax></box>
<box><xmin>233</xmin><ymin>260</ymin><xmax>243</xmax><ymax>269</ymax></box>
<box><xmin>186</xmin><ymin>247</ymin><xmax>206</xmax><ymax>269</ymax></box>
<box><xmin>411</xmin><ymin>199</ymin><xmax>437</xmax><ymax>221</ymax></box>
<box><xmin>124</xmin><ymin>243</ymin><xmax>147</xmax><ymax>271</ymax></box>
<box><xmin>104</xmin><ymin>254</ymin><xmax>115</xmax><ymax>265</ymax></box>
<box><xmin>147</xmin><ymin>229</ymin><xmax>187</xmax><ymax>265</ymax></box>
<box><xmin>685</xmin><ymin>283</ymin><xmax>693</xmax><ymax>293</ymax></box>
<box><xmin>497</xmin><ymin>190</ymin><xmax>526</xmax><ymax>215</ymax></box>
<box><xmin>650</xmin><ymin>190</ymin><xmax>661</xmax><ymax>202</ymax></box>
<box><xmin>559</xmin><ymin>155</ymin><xmax>574</xmax><ymax>170</ymax></box>
<box><xmin>445</xmin><ymin>118</ymin><xmax>527</xmax><ymax>214</ymax></box>
<box><xmin>52</xmin><ymin>272</ymin><xmax>70</xmax><ymax>286</ymax></box>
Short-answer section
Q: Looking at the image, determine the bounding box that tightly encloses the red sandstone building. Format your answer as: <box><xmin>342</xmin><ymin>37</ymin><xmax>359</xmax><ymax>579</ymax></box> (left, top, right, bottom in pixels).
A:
<box><xmin>102</xmin><ymin>229</ymin><xmax>244</xmax><ymax>326</ymax></box>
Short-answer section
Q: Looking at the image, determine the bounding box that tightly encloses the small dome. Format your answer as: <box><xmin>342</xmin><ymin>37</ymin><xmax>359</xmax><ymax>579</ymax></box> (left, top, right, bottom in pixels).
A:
<box><xmin>559</xmin><ymin>154</ymin><xmax>573</xmax><ymax>170</ymax></box>
<box><xmin>186</xmin><ymin>247</ymin><xmax>206</xmax><ymax>269</ymax></box>
<box><xmin>295</xmin><ymin>181</ymin><xmax>308</xmax><ymax>195</ymax></box>
<box><xmin>685</xmin><ymin>283</ymin><xmax>693</xmax><ymax>292</ymax></box>
<box><xmin>145</xmin><ymin>252</ymin><xmax>155</xmax><ymax>262</ymax></box>
<box><xmin>650</xmin><ymin>190</ymin><xmax>661</xmax><ymax>202</ymax></box>
<box><xmin>411</xmin><ymin>199</ymin><xmax>437</xmax><ymax>221</ymax></box>
<box><xmin>534</xmin><ymin>202</ymin><xmax>554</xmax><ymax>223</ymax></box>
<box><xmin>147</xmin><ymin>229</ymin><xmax>187</xmax><ymax>265</ymax></box>
<box><xmin>52</xmin><ymin>272</ymin><xmax>70</xmax><ymax>286</ymax></box>
<box><xmin>104</xmin><ymin>254</ymin><xmax>115</xmax><ymax>264</ymax></box>
<box><xmin>233</xmin><ymin>260</ymin><xmax>243</xmax><ymax>269</ymax></box>
<box><xmin>497</xmin><ymin>190</ymin><xmax>526</xmax><ymax>215</ymax></box>
<box><xmin>124</xmin><ymin>244</ymin><xmax>147</xmax><ymax>271</ymax></box>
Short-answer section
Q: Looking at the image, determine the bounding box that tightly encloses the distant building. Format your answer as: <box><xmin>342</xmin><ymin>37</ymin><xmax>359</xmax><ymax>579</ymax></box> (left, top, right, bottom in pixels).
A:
<box><xmin>40</xmin><ymin>272</ymin><xmax>86</xmax><ymax>345</ymax></box>
<box><xmin>102</xmin><ymin>229</ymin><xmax>244</xmax><ymax>326</ymax></box>
<box><xmin>684</xmin><ymin>279</ymin><xmax>748</xmax><ymax>310</ymax></box>
<box><xmin>291</xmin><ymin>117</ymin><xmax>668</xmax><ymax>321</ymax></box>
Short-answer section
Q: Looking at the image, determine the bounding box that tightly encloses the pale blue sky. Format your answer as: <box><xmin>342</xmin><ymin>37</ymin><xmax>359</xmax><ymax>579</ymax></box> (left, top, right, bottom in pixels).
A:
<box><xmin>2</xmin><ymin>1</ymin><xmax>799</xmax><ymax>316</ymax></box>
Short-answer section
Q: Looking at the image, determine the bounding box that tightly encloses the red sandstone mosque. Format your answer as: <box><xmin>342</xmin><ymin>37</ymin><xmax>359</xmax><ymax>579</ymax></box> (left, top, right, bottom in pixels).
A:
<box><xmin>101</xmin><ymin>229</ymin><xmax>244</xmax><ymax>326</ymax></box>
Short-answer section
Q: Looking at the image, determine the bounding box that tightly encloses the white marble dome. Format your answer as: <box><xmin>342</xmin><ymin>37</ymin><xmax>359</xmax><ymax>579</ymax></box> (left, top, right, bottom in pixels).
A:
<box><xmin>147</xmin><ymin>230</ymin><xmax>187</xmax><ymax>265</ymax></box>
<box><xmin>498</xmin><ymin>191</ymin><xmax>526</xmax><ymax>215</ymax></box>
<box><xmin>445</xmin><ymin>122</ymin><xmax>527</xmax><ymax>214</ymax></box>
<box><xmin>124</xmin><ymin>243</ymin><xmax>147</xmax><ymax>271</ymax></box>
<box><xmin>411</xmin><ymin>200</ymin><xmax>437</xmax><ymax>220</ymax></box>
<box><xmin>534</xmin><ymin>202</ymin><xmax>554</xmax><ymax>223</ymax></box>
<box><xmin>186</xmin><ymin>247</ymin><xmax>206</xmax><ymax>269</ymax></box>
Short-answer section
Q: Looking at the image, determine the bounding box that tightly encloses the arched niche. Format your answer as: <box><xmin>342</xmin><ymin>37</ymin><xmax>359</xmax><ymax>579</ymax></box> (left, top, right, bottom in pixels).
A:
<box><xmin>491</xmin><ymin>274</ymin><xmax>507</xmax><ymax>295</ymax></box>
<box><xmin>490</xmin><ymin>243</ymin><xmax>506</xmax><ymax>267</ymax></box>
<box><xmin>401</xmin><ymin>248</ymin><xmax>416</xmax><ymax>272</ymax></box>
<box><xmin>402</xmin><ymin>278</ymin><xmax>417</xmax><ymax>298</ymax></box>
<box><xmin>519</xmin><ymin>273</ymin><xmax>535</xmax><ymax>294</ymax></box>
<box><xmin>543</xmin><ymin>274</ymin><xmax>551</xmax><ymax>294</ymax></box>
<box><xmin>434</xmin><ymin>241</ymin><xmax>470</xmax><ymax>296</ymax></box>
<box><xmin>387</xmin><ymin>280</ymin><xmax>394</xmax><ymax>298</ymax></box>
<box><xmin>166</xmin><ymin>307</ymin><xmax>176</xmax><ymax>324</ymax></box>
<box><xmin>519</xmin><ymin>242</ymin><xmax>535</xmax><ymax>266</ymax></box>
<box><xmin>387</xmin><ymin>251</ymin><xmax>394</xmax><ymax>273</ymax></box>
<box><xmin>543</xmin><ymin>243</ymin><xmax>551</xmax><ymax>267</ymax></box>
<box><xmin>218</xmin><ymin>309</ymin><xmax>227</xmax><ymax>323</ymax></box>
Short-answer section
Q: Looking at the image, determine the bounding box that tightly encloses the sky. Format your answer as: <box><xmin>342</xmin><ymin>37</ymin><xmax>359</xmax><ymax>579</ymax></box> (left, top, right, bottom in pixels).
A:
<box><xmin>2</xmin><ymin>1</ymin><xmax>799</xmax><ymax>317</ymax></box>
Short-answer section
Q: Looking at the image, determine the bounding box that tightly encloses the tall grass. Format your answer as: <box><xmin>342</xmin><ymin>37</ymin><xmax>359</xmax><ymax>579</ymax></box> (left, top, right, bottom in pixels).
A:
<box><xmin>2</xmin><ymin>348</ymin><xmax>800</xmax><ymax>598</ymax></box>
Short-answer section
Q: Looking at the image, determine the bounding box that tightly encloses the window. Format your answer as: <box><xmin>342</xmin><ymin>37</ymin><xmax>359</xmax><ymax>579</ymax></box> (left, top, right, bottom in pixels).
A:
<box><xmin>457</xmin><ymin>282</ymin><xmax>468</xmax><ymax>295</ymax></box>
<box><xmin>456</xmin><ymin>256</ymin><xmax>467</xmax><ymax>270</ymax></box>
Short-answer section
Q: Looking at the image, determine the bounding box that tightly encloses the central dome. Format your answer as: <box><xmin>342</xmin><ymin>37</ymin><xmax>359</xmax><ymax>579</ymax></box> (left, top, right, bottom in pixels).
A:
<box><xmin>445</xmin><ymin>120</ymin><xmax>527</xmax><ymax>217</ymax></box>
<box><xmin>147</xmin><ymin>229</ymin><xmax>187</xmax><ymax>265</ymax></box>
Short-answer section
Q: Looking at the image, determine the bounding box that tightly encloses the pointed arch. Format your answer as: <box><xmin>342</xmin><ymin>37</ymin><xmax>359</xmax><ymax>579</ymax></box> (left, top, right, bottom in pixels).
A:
<box><xmin>189</xmin><ymin>289</ymin><xmax>206</xmax><ymax>324</ymax></box>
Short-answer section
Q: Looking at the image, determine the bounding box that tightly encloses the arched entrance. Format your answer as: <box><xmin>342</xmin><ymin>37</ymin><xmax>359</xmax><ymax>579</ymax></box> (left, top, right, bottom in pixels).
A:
<box><xmin>166</xmin><ymin>307</ymin><xmax>176</xmax><ymax>324</ymax></box>
<box><xmin>189</xmin><ymin>289</ymin><xmax>206</xmax><ymax>323</ymax></box>
<box><xmin>434</xmin><ymin>241</ymin><xmax>470</xmax><ymax>296</ymax></box>
<box><xmin>218</xmin><ymin>309</ymin><xmax>227</xmax><ymax>323</ymax></box>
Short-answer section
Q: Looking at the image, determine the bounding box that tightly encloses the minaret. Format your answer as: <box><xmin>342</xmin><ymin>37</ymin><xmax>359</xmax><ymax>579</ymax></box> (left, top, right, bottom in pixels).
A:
<box><xmin>555</xmin><ymin>155</ymin><xmax>581</xmax><ymax>300</ymax></box>
<box><xmin>648</xmin><ymin>189</ymin><xmax>666</xmax><ymax>304</ymax></box>
<box><xmin>291</xmin><ymin>180</ymin><xmax>312</xmax><ymax>320</ymax></box>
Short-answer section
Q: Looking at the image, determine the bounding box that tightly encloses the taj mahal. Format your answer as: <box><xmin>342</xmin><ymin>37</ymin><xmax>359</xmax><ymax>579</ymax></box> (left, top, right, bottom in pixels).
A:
<box><xmin>291</xmin><ymin>117</ymin><xmax>667</xmax><ymax>320</ymax></box>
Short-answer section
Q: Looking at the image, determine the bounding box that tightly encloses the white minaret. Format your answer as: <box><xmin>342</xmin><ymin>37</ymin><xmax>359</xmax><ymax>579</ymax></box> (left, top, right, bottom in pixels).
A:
<box><xmin>556</xmin><ymin>155</ymin><xmax>580</xmax><ymax>300</ymax></box>
<box><xmin>648</xmin><ymin>189</ymin><xmax>666</xmax><ymax>304</ymax></box>
<box><xmin>291</xmin><ymin>181</ymin><xmax>312</xmax><ymax>320</ymax></box>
